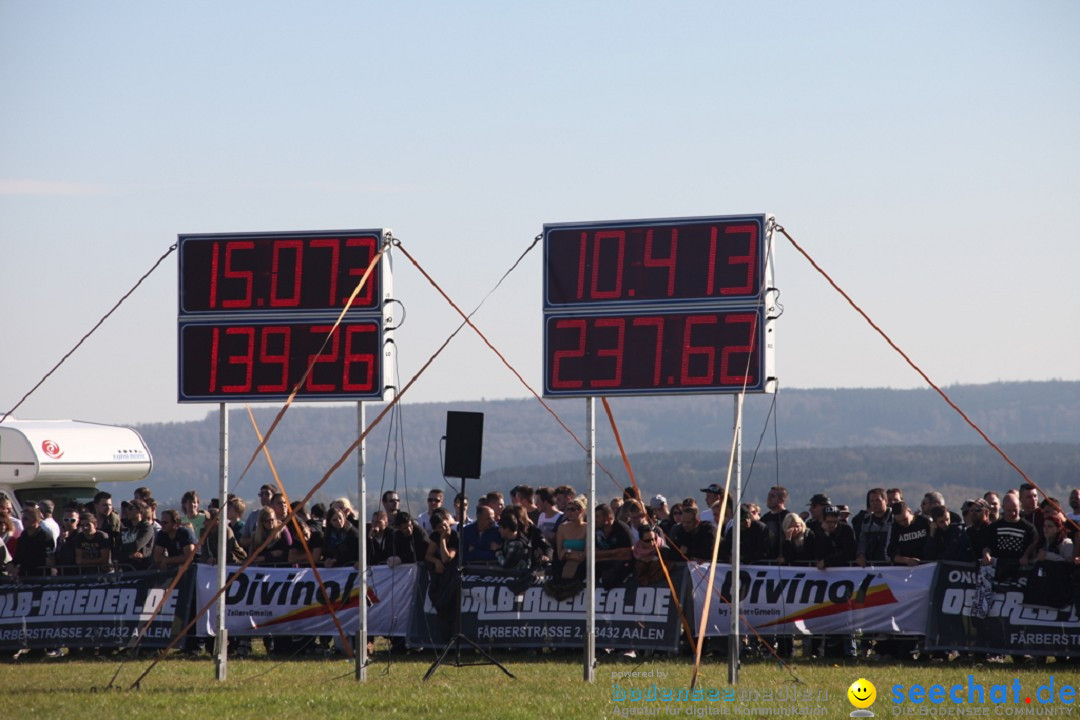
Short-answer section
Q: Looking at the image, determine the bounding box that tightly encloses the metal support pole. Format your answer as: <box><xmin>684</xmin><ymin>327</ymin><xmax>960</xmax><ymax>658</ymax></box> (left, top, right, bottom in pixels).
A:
<box><xmin>728</xmin><ymin>394</ymin><xmax>743</xmax><ymax>685</ymax></box>
<box><xmin>584</xmin><ymin>397</ymin><xmax>596</xmax><ymax>682</ymax></box>
<box><xmin>356</xmin><ymin>401</ymin><xmax>368</xmax><ymax>681</ymax></box>
<box><xmin>215</xmin><ymin>403</ymin><xmax>229</xmax><ymax>681</ymax></box>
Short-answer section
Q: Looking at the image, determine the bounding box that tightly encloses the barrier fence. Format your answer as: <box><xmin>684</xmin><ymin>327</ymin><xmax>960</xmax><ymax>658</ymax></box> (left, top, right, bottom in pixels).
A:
<box><xmin>2</xmin><ymin>561</ymin><xmax>1079</xmax><ymax>656</ymax></box>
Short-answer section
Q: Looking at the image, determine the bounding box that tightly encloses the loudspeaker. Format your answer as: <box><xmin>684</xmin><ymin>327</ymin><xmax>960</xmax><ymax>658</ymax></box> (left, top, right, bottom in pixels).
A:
<box><xmin>444</xmin><ymin>411</ymin><xmax>484</xmax><ymax>479</ymax></box>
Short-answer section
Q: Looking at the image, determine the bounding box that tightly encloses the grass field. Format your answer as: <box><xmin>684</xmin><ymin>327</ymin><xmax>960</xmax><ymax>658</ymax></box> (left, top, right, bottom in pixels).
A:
<box><xmin>2</xmin><ymin>650</ymin><xmax>1076</xmax><ymax>719</ymax></box>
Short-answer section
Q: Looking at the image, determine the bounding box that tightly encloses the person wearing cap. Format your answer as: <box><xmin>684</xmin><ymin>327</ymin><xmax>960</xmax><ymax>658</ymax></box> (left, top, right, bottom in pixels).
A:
<box><xmin>700</xmin><ymin>484</ymin><xmax>725</xmax><ymax>512</ymax></box>
<box><xmin>837</xmin><ymin>505</ymin><xmax>851</xmax><ymax>523</ymax></box>
<box><xmin>649</xmin><ymin>495</ymin><xmax>669</xmax><ymax>526</ymax></box>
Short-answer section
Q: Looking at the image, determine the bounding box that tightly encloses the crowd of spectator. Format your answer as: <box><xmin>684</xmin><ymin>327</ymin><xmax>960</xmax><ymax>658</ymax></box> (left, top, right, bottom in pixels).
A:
<box><xmin>4</xmin><ymin>482</ymin><xmax>1080</xmax><ymax>582</ymax></box>
<box><xmin>4</xmin><ymin>480</ymin><xmax>1080</xmax><ymax>660</ymax></box>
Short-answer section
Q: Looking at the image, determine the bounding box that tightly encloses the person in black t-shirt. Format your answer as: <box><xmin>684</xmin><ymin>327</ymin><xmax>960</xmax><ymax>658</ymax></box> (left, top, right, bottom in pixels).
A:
<box><xmin>760</xmin><ymin>486</ymin><xmax>793</xmax><ymax>562</ymax></box>
<box><xmin>119</xmin><ymin>500</ymin><xmax>155</xmax><ymax>570</ymax></box>
<box><xmin>154</xmin><ymin>509</ymin><xmax>199</xmax><ymax>569</ymax></box>
<box><xmin>671</xmin><ymin>506</ymin><xmax>718</xmax><ymax>562</ymax></box>
<box><xmin>814</xmin><ymin>506</ymin><xmax>856</xmax><ymax>569</ymax></box>
<box><xmin>12</xmin><ymin>507</ymin><xmax>55</xmax><ymax>578</ymax></box>
<box><xmin>595</xmin><ymin>503</ymin><xmax>633</xmax><ymax>589</ymax></box>
<box><xmin>387</xmin><ymin>511</ymin><xmax>429</xmax><ymax>566</ymax></box>
<box><xmin>854</xmin><ymin>488</ymin><xmax>893</xmax><ymax>566</ymax></box>
<box><xmin>74</xmin><ymin>513</ymin><xmax>112</xmax><ymax>573</ymax></box>
<box><xmin>979</xmin><ymin>492</ymin><xmax>1038</xmax><ymax>577</ymax></box>
<box><xmin>720</xmin><ymin>504</ymin><xmax>772</xmax><ymax>564</ymax></box>
<box><xmin>886</xmin><ymin>502</ymin><xmax>930</xmax><ymax>566</ymax></box>
<box><xmin>924</xmin><ymin>506</ymin><xmax>974</xmax><ymax>562</ymax></box>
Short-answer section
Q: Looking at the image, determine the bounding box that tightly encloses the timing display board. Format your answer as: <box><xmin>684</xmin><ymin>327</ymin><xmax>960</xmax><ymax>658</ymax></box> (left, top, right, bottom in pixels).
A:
<box><xmin>544</xmin><ymin>215</ymin><xmax>765</xmax><ymax>310</ymax></box>
<box><xmin>542</xmin><ymin>214</ymin><xmax>775</xmax><ymax>398</ymax></box>
<box><xmin>177</xmin><ymin>229</ymin><xmax>393</xmax><ymax>403</ymax></box>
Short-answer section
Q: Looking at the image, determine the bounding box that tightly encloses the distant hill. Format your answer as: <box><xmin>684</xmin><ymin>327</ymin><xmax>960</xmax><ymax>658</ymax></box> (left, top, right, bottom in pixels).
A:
<box><xmin>102</xmin><ymin>381</ymin><xmax>1080</xmax><ymax>513</ymax></box>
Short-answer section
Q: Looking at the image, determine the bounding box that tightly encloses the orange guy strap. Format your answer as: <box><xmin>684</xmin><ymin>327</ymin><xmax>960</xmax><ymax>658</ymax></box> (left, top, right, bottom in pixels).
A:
<box><xmin>776</xmin><ymin>227</ymin><xmax>1076</xmax><ymax>529</ymax></box>
<box><xmin>600</xmin><ymin>398</ymin><xmax>698</xmax><ymax>656</ymax></box>
<box><xmin>245</xmin><ymin>404</ymin><xmax>354</xmax><ymax>658</ymax></box>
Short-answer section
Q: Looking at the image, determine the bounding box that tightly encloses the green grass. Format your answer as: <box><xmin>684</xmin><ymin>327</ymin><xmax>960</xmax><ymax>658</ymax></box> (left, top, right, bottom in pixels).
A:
<box><xmin>1</xmin><ymin>650</ymin><xmax>1074</xmax><ymax>719</ymax></box>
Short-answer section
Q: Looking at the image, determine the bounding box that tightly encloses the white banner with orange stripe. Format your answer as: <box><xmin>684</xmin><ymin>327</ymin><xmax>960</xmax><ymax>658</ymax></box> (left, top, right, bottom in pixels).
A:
<box><xmin>690</xmin><ymin>562</ymin><xmax>935</xmax><ymax>636</ymax></box>
<box><xmin>193</xmin><ymin>564</ymin><xmax>416</xmax><ymax>637</ymax></box>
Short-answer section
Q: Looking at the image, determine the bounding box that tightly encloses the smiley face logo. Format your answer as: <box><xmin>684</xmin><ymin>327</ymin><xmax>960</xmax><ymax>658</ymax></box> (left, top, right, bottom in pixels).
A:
<box><xmin>847</xmin><ymin>678</ymin><xmax>876</xmax><ymax>710</ymax></box>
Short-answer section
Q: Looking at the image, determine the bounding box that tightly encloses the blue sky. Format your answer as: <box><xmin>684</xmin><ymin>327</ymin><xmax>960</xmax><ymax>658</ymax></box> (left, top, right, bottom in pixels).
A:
<box><xmin>2</xmin><ymin>1</ymin><xmax>1078</xmax><ymax>425</ymax></box>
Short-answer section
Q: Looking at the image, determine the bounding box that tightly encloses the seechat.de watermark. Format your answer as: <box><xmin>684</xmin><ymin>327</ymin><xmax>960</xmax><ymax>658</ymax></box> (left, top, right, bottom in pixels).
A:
<box><xmin>889</xmin><ymin>676</ymin><xmax>1076</xmax><ymax>716</ymax></box>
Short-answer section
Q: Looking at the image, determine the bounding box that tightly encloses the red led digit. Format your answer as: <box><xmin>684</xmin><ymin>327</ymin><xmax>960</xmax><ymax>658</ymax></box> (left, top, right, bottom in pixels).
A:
<box><xmin>222</xmin><ymin>326</ymin><xmax>255</xmax><ymax>393</ymax></box>
<box><xmin>706</xmin><ymin>226</ymin><xmax>718</xmax><ymax>296</ymax></box>
<box><xmin>590</xmin><ymin>230</ymin><xmax>625</xmax><ymax>300</ymax></box>
<box><xmin>643</xmin><ymin>228</ymin><xmax>678</xmax><ymax>297</ymax></box>
<box><xmin>631</xmin><ymin>316</ymin><xmax>665</xmax><ymax>386</ymax></box>
<box><xmin>208</xmin><ymin>242</ymin><xmax>220</xmax><ymax>309</ymax></box>
<box><xmin>344</xmin><ymin>237</ymin><xmax>377</xmax><ymax>307</ymax></box>
<box><xmin>721</xmin><ymin>225</ymin><xmax>758</xmax><ymax>296</ymax></box>
<box><xmin>591</xmin><ymin>318</ymin><xmax>625</xmax><ymax>388</ymax></box>
<box><xmin>342</xmin><ymin>324</ymin><xmax>375</xmax><ymax>392</ymax></box>
<box><xmin>256</xmin><ymin>326</ymin><xmax>291</xmax><ymax>392</ymax></box>
<box><xmin>679</xmin><ymin>314</ymin><xmax>718</xmax><ymax>385</ymax></box>
<box><xmin>310</xmin><ymin>238</ymin><xmax>340</xmax><ymax>308</ymax></box>
<box><xmin>551</xmin><ymin>318</ymin><xmax>586</xmax><ymax>389</ymax></box>
<box><xmin>222</xmin><ymin>241</ymin><xmax>255</xmax><ymax>309</ymax></box>
<box><xmin>719</xmin><ymin>313</ymin><xmax>757</xmax><ymax>384</ymax></box>
<box><xmin>207</xmin><ymin>326</ymin><xmax>221</xmax><ymax>392</ymax></box>
<box><xmin>269</xmin><ymin>240</ymin><xmax>304</xmax><ymax>308</ymax></box>
<box><xmin>306</xmin><ymin>325</ymin><xmax>340</xmax><ymax>392</ymax></box>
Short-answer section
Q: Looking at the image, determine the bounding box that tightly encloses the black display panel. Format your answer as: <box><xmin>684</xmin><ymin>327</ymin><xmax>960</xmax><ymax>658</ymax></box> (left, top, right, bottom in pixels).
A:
<box><xmin>179</xmin><ymin>319</ymin><xmax>383</xmax><ymax>402</ymax></box>
<box><xmin>179</xmin><ymin>231</ymin><xmax>383</xmax><ymax>313</ymax></box>
<box><xmin>545</xmin><ymin>216</ymin><xmax>764</xmax><ymax>309</ymax></box>
<box><xmin>544</xmin><ymin>308</ymin><xmax>766</xmax><ymax>397</ymax></box>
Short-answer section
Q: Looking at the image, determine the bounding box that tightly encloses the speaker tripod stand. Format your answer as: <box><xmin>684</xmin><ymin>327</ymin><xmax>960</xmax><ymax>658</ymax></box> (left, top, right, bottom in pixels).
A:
<box><xmin>423</xmin><ymin>477</ymin><xmax>515</xmax><ymax>681</ymax></box>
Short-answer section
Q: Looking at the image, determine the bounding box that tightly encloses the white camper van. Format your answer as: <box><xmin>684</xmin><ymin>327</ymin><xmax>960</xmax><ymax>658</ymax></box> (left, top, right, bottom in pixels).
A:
<box><xmin>0</xmin><ymin>419</ymin><xmax>152</xmax><ymax>512</ymax></box>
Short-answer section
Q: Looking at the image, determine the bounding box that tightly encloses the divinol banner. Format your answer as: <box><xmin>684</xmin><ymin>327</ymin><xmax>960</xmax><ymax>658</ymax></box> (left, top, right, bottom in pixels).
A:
<box><xmin>0</xmin><ymin>569</ymin><xmax>193</xmax><ymax>650</ymax></box>
<box><xmin>694</xmin><ymin>562</ymin><xmax>935</xmax><ymax>636</ymax></box>
<box><xmin>408</xmin><ymin>565</ymin><xmax>691</xmax><ymax>651</ymax></box>
<box><xmin>194</xmin><ymin>564</ymin><xmax>416</xmax><ymax>637</ymax></box>
<box><xmin>925</xmin><ymin>560</ymin><xmax>1080</xmax><ymax>656</ymax></box>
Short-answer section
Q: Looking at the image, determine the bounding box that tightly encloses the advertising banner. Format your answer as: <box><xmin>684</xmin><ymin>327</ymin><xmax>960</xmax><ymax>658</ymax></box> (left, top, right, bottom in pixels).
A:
<box><xmin>925</xmin><ymin>560</ymin><xmax>1080</xmax><ymax>656</ymax></box>
<box><xmin>0</xmin><ymin>569</ymin><xmax>192</xmax><ymax>650</ymax></box>
<box><xmin>193</xmin><ymin>564</ymin><xmax>415</xmax><ymax>637</ymax></box>
<box><xmin>692</xmin><ymin>562</ymin><xmax>935</xmax><ymax>636</ymax></box>
<box><xmin>407</xmin><ymin>565</ymin><xmax>692</xmax><ymax>651</ymax></box>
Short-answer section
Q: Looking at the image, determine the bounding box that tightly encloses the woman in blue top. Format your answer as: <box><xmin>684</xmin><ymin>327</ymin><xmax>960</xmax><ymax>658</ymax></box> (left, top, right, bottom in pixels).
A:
<box><xmin>555</xmin><ymin>496</ymin><xmax>587</xmax><ymax>580</ymax></box>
